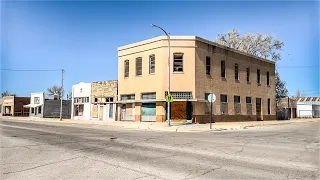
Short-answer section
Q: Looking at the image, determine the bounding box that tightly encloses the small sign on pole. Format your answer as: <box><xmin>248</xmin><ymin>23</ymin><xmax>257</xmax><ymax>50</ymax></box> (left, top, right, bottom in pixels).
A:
<box><xmin>206</xmin><ymin>93</ymin><xmax>216</xmax><ymax>129</ymax></box>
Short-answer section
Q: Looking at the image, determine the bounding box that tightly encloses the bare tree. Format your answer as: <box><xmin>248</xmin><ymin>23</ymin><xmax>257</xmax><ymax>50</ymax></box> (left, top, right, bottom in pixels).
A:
<box><xmin>66</xmin><ymin>92</ymin><xmax>72</xmax><ymax>100</ymax></box>
<box><xmin>1</xmin><ymin>90</ymin><xmax>16</xmax><ymax>97</ymax></box>
<box><xmin>46</xmin><ymin>85</ymin><xmax>64</xmax><ymax>99</ymax></box>
<box><xmin>216</xmin><ymin>29</ymin><xmax>284</xmax><ymax>61</ymax></box>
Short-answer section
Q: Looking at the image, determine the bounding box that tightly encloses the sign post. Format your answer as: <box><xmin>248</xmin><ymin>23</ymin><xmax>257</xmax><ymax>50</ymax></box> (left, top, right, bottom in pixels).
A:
<box><xmin>207</xmin><ymin>93</ymin><xmax>216</xmax><ymax>129</ymax></box>
<box><xmin>165</xmin><ymin>93</ymin><xmax>174</xmax><ymax>126</ymax></box>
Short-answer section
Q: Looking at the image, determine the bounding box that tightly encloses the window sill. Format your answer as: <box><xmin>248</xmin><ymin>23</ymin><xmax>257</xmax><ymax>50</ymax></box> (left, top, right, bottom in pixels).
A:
<box><xmin>235</xmin><ymin>79</ymin><xmax>240</xmax><ymax>83</ymax></box>
<box><xmin>173</xmin><ymin>72</ymin><xmax>184</xmax><ymax>74</ymax></box>
<box><xmin>136</xmin><ymin>75</ymin><xmax>142</xmax><ymax>77</ymax></box>
<box><xmin>247</xmin><ymin>81</ymin><xmax>251</xmax><ymax>85</ymax></box>
<box><xmin>149</xmin><ymin>73</ymin><xmax>155</xmax><ymax>75</ymax></box>
<box><xmin>221</xmin><ymin>77</ymin><xmax>227</xmax><ymax>81</ymax></box>
<box><xmin>257</xmin><ymin>83</ymin><xmax>261</xmax><ymax>86</ymax></box>
<box><xmin>267</xmin><ymin>85</ymin><xmax>271</xmax><ymax>87</ymax></box>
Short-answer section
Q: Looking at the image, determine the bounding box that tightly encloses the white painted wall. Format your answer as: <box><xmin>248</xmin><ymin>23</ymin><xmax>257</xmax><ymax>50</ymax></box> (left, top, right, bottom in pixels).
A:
<box><xmin>29</xmin><ymin>92</ymin><xmax>44</xmax><ymax>118</ymax></box>
<box><xmin>297</xmin><ymin>104</ymin><xmax>312</xmax><ymax>117</ymax></box>
<box><xmin>71</xmin><ymin>82</ymin><xmax>92</xmax><ymax>120</ymax></box>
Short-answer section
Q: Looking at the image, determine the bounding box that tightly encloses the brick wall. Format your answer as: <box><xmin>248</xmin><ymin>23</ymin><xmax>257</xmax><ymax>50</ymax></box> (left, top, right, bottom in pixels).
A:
<box><xmin>194</xmin><ymin>40</ymin><xmax>276</xmax><ymax>122</ymax></box>
<box><xmin>91</xmin><ymin>80</ymin><xmax>118</xmax><ymax>102</ymax></box>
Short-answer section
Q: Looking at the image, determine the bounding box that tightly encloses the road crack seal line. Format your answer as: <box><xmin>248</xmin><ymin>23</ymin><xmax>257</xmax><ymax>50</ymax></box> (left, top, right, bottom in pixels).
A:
<box><xmin>2</xmin><ymin>156</ymin><xmax>83</xmax><ymax>175</ymax></box>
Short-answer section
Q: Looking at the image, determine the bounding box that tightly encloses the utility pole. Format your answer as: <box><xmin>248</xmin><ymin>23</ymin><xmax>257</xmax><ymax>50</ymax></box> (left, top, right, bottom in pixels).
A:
<box><xmin>60</xmin><ymin>69</ymin><xmax>64</xmax><ymax>121</ymax></box>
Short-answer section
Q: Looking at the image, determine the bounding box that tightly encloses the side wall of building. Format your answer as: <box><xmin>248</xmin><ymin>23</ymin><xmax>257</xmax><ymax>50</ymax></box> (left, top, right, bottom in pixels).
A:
<box><xmin>44</xmin><ymin>100</ymin><xmax>71</xmax><ymax>118</ymax></box>
<box><xmin>14</xmin><ymin>97</ymin><xmax>30</xmax><ymax>116</ymax></box>
<box><xmin>194</xmin><ymin>40</ymin><xmax>276</xmax><ymax>122</ymax></box>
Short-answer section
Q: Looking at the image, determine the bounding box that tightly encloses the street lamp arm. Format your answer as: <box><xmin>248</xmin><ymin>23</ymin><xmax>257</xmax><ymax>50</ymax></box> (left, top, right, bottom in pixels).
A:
<box><xmin>151</xmin><ymin>24</ymin><xmax>170</xmax><ymax>37</ymax></box>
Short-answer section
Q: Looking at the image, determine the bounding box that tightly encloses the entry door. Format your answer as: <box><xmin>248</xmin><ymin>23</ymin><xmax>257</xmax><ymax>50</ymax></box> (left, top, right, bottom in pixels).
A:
<box><xmin>99</xmin><ymin>106</ymin><xmax>104</xmax><ymax>120</ymax></box>
<box><xmin>121</xmin><ymin>104</ymin><xmax>126</xmax><ymax>120</ymax></box>
<box><xmin>35</xmin><ymin>107</ymin><xmax>38</xmax><ymax>115</ymax></box>
<box><xmin>256</xmin><ymin>98</ymin><xmax>262</xmax><ymax>120</ymax></box>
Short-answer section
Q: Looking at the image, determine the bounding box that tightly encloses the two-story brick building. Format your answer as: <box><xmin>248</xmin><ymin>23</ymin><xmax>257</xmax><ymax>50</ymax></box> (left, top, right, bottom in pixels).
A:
<box><xmin>117</xmin><ymin>36</ymin><xmax>276</xmax><ymax>123</ymax></box>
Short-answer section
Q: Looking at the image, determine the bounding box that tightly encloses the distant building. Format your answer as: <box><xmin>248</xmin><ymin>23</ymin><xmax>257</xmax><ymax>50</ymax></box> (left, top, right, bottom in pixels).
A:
<box><xmin>117</xmin><ymin>36</ymin><xmax>276</xmax><ymax>123</ymax></box>
<box><xmin>1</xmin><ymin>96</ymin><xmax>30</xmax><ymax>116</ymax></box>
<box><xmin>296</xmin><ymin>97</ymin><xmax>320</xmax><ymax>118</ymax></box>
<box><xmin>0</xmin><ymin>98</ymin><xmax>2</xmax><ymax>116</ymax></box>
<box><xmin>23</xmin><ymin>92</ymin><xmax>71</xmax><ymax>118</ymax></box>
<box><xmin>276</xmin><ymin>97</ymin><xmax>298</xmax><ymax>120</ymax></box>
<box><xmin>71</xmin><ymin>82</ymin><xmax>92</xmax><ymax>120</ymax></box>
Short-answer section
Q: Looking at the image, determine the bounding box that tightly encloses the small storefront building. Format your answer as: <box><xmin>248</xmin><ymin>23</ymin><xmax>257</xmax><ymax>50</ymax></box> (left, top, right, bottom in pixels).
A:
<box><xmin>71</xmin><ymin>82</ymin><xmax>92</xmax><ymax>120</ymax></box>
<box><xmin>1</xmin><ymin>96</ymin><xmax>30</xmax><ymax>116</ymax></box>
<box><xmin>24</xmin><ymin>92</ymin><xmax>44</xmax><ymax>118</ymax></box>
<box><xmin>91</xmin><ymin>80</ymin><xmax>117</xmax><ymax>121</ymax></box>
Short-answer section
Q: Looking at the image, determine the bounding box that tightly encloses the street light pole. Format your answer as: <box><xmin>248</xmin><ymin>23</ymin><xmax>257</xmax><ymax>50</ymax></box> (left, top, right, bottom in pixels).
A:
<box><xmin>151</xmin><ymin>24</ymin><xmax>171</xmax><ymax>126</ymax></box>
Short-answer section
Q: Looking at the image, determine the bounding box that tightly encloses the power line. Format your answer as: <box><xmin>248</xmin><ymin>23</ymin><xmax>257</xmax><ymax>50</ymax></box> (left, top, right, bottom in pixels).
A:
<box><xmin>1</xmin><ymin>68</ymin><xmax>63</xmax><ymax>72</ymax></box>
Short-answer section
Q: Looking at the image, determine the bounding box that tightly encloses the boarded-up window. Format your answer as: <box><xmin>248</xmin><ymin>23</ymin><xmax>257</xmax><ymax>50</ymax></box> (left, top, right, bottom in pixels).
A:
<box><xmin>149</xmin><ymin>55</ymin><xmax>155</xmax><ymax>74</ymax></box>
<box><xmin>173</xmin><ymin>53</ymin><xmax>183</xmax><ymax>72</ymax></box>
<box><xmin>92</xmin><ymin>105</ymin><xmax>98</xmax><ymax>118</ymax></box>
<box><xmin>136</xmin><ymin>57</ymin><xmax>142</xmax><ymax>76</ymax></box>
<box><xmin>105</xmin><ymin>97</ymin><xmax>113</xmax><ymax>102</ymax></box>
<box><xmin>124</xmin><ymin>60</ymin><xmax>129</xmax><ymax>77</ymax></box>
<box><xmin>234</xmin><ymin>96</ymin><xmax>241</xmax><ymax>114</ymax></box>
<box><xmin>121</xmin><ymin>94</ymin><xmax>135</xmax><ymax>100</ymax></box>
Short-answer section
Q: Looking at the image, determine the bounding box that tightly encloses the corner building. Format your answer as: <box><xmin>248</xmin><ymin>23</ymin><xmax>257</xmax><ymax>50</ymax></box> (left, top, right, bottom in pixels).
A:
<box><xmin>117</xmin><ymin>36</ymin><xmax>276</xmax><ymax>123</ymax></box>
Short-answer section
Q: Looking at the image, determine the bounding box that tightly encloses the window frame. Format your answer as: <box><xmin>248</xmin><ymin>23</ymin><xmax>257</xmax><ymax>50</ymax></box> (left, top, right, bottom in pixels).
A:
<box><xmin>206</xmin><ymin>56</ymin><xmax>211</xmax><ymax>75</ymax></box>
<box><xmin>149</xmin><ymin>54</ymin><xmax>155</xmax><ymax>74</ymax></box>
<box><xmin>267</xmin><ymin>71</ymin><xmax>270</xmax><ymax>86</ymax></box>
<box><xmin>221</xmin><ymin>60</ymin><xmax>226</xmax><ymax>78</ymax></box>
<box><xmin>235</xmin><ymin>63</ymin><xmax>239</xmax><ymax>80</ymax></box>
<box><xmin>257</xmin><ymin>69</ymin><xmax>261</xmax><ymax>84</ymax></box>
<box><xmin>38</xmin><ymin>106</ymin><xmax>42</xmax><ymax>114</ymax></box>
<box><xmin>124</xmin><ymin>60</ymin><xmax>129</xmax><ymax>77</ymax></box>
<box><xmin>268</xmin><ymin>98</ymin><xmax>271</xmax><ymax>115</ymax></box>
<box><xmin>246</xmin><ymin>97</ymin><xmax>252</xmax><ymax>104</ymax></box>
<box><xmin>234</xmin><ymin>96</ymin><xmax>240</xmax><ymax>103</ymax></box>
<box><xmin>246</xmin><ymin>67</ymin><xmax>250</xmax><ymax>82</ymax></box>
<box><xmin>173</xmin><ymin>53</ymin><xmax>184</xmax><ymax>72</ymax></box>
<box><xmin>136</xmin><ymin>57</ymin><xmax>142</xmax><ymax>76</ymax></box>
<box><xmin>220</xmin><ymin>94</ymin><xmax>228</xmax><ymax>103</ymax></box>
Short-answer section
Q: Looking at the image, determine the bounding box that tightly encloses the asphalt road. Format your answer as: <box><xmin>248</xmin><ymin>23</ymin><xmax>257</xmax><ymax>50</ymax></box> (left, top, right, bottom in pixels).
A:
<box><xmin>0</xmin><ymin>119</ymin><xmax>319</xmax><ymax>180</ymax></box>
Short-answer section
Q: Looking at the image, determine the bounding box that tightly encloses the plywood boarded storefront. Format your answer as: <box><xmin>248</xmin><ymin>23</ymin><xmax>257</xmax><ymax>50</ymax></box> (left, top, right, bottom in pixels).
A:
<box><xmin>171</xmin><ymin>102</ymin><xmax>187</xmax><ymax>120</ymax></box>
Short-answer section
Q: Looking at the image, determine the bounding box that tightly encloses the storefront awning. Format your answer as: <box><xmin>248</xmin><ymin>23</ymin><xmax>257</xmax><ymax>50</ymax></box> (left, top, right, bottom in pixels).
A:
<box><xmin>23</xmin><ymin>104</ymin><xmax>42</xmax><ymax>108</ymax></box>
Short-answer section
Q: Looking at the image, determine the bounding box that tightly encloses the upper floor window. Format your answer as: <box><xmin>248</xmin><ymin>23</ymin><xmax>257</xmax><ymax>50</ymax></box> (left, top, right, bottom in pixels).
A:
<box><xmin>246</xmin><ymin>97</ymin><xmax>252</xmax><ymax>104</ymax></box>
<box><xmin>149</xmin><ymin>55</ymin><xmax>155</xmax><ymax>74</ymax></box>
<box><xmin>34</xmin><ymin>97</ymin><xmax>40</xmax><ymax>104</ymax></box>
<box><xmin>257</xmin><ymin>69</ymin><xmax>261</xmax><ymax>84</ymax></box>
<box><xmin>246</xmin><ymin>67</ymin><xmax>250</xmax><ymax>82</ymax></box>
<box><xmin>221</xmin><ymin>60</ymin><xmax>226</xmax><ymax>78</ymax></box>
<box><xmin>267</xmin><ymin>71</ymin><xmax>270</xmax><ymax>86</ymax></box>
<box><xmin>206</xmin><ymin>56</ymin><xmax>211</xmax><ymax>75</ymax></box>
<box><xmin>124</xmin><ymin>60</ymin><xmax>129</xmax><ymax>77</ymax></box>
<box><xmin>173</xmin><ymin>53</ymin><xmax>183</xmax><ymax>72</ymax></box>
<box><xmin>136</xmin><ymin>57</ymin><xmax>142</xmax><ymax>76</ymax></box>
<box><xmin>235</xmin><ymin>63</ymin><xmax>239</xmax><ymax>80</ymax></box>
<box><xmin>268</xmin><ymin>99</ymin><xmax>271</xmax><ymax>114</ymax></box>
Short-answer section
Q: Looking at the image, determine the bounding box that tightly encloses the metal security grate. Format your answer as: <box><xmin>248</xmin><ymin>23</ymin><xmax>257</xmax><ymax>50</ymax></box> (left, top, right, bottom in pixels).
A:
<box><xmin>165</xmin><ymin>91</ymin><xmax>192</xmax><ymax>99</ymax></box>
<box><xmin>141</xmin><ymin>92</ymin><xmax>156</xmax><ymax>100</ymax></box>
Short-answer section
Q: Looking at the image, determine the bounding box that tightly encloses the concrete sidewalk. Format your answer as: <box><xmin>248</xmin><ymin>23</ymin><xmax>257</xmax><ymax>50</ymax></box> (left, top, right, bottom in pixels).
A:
<box><xmin>0</xmin><ymin>116</ymin><xmax>319</xmax><ymax>132</ymax></box>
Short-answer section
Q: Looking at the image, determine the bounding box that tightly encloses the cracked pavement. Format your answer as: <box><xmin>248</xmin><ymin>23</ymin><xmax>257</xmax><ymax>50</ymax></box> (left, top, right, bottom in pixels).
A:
<box><xmin>0</xmin><ymin>119</ymin><xmax>319</xmax><ymax>180</ymax></box>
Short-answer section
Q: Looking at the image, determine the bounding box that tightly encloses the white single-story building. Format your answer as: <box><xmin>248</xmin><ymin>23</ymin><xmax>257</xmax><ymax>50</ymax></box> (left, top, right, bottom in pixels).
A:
<box><xmin>71</xmin><ymin>82</ymin><xmax>92</xmax><ymax>120</ymax></box>
<box><xmin>24</xmin><ymin>92</ymin><xmax>45</xmax><ymax>118</ymax></box>
<box><xmin>296</xmin><ymin>97</ymin><xmax>320</xmax><ymax>118</ymax></box>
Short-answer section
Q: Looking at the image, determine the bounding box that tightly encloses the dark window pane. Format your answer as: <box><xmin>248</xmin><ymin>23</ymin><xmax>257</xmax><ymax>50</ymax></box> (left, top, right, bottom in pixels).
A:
<box><xmin>124</xmin><ymin>60</ymin><xmax>129</xmax><ymax>77</ymax></box>
<box><xmin>235</xmin><ymin>63</ymin><xmax>239</xmax><ymax>80</ymax></box>
<box><xmin>246</xmin><ymin>97</ymin><xmax>252</xmax><ymax>104</ymax></box>
<box><xmin>206</xmin><ymin>56</ymin><xmax>211</xmax><ymax>75</ymax></box>
<box><xmin>173</xmin><ymin>53</ymin><xmax>183</xmax><ymax>72</ymax></box>
<box><xmin>136</xmin><ymin>57</ymin><xmax>142</xmax><ymax>76</ymax></box>
<box><xmin>221</xmin><ymin>60</ymin><xmax>226</xmax><ymax>78</ymax></box>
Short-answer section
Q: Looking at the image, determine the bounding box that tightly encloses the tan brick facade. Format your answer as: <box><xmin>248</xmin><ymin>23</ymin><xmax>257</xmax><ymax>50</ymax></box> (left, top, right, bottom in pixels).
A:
<box><xmin>118</xmin><ymin>36</ymin><xmax>276</xmax><ymax>122</ymax></box>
